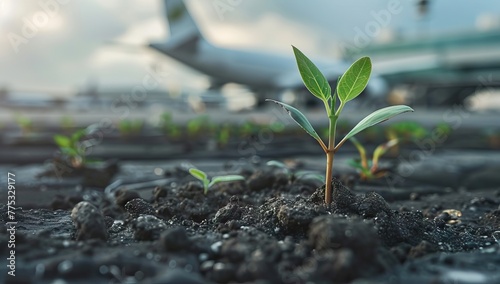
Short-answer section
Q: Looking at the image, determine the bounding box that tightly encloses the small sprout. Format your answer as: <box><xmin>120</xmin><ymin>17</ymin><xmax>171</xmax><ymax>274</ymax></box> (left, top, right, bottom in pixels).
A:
<box><xmin>53</xmin><ymin>128</ymin><xmax>88</xmax><ymax>168</ymax></box>
<box><xmin>294</xmin><ymin>170</ymin><xmax>325</xmax><ymax>183</ymax></box>
<box><xmin>386</xmin><ymin>121</ymin><xmax>427</xmax><ymax>144</ymax></box>
<box><xmin>239</xmin><ymin>120</ymin><xmax>259</xmax><ymax>137</ymax></box>
<box><xmin>117</xmin><ymin>119</ymin><xmax>143</xmax><ymax>137</ymax></box>
<box><xmin>188</xmin><ymin>168</ymin><xmax>244</xmax><ymax>195</ymax></box>
<box><xmin>187</xmin><ymin>115</ymin><xmax>210</xmax><ymax>137</ymax></box>
<box><xmin>14</xmin><ymin>113</ymin><xmax>33</xmax><ymax>135</ymax></box>
<box><xmin>158</xmin><ymin>112</ymin><xmax>181</xmax><ymax>139</ymax></box>
<box><xmin>434</xmin><ymin>122</ymin><xmax>452</xmax><ymax>137</ymax></box>
<box><xmin>216</xmin><ymin>124</ymin><xmax>231</xmax><ymax>147</ymax></box>
<box><xmin>266</xmin><ymin>160</ymin><xmax>287</xmax><ymax>168</ymax></box>
<box><xmin>266</xmin><ymin>160</ymin><xmax>291</xmax><ymax>176</ymax></box>
<box><xmin>267</xmin><ymin>46</ymin><xmax>414</xmax><ymax>204</ymax></box>
<box><xmin>348</xmin><ymin>137</ymin><xmax>398</xmax><ymax>180</ymax></box>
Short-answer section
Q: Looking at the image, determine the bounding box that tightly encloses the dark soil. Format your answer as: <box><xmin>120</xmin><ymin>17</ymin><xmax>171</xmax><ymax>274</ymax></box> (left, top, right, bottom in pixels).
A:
<box><xmin>1</xmin><ymin>161</ymin><xmax>500</xmax><ymax>284</ymax></box>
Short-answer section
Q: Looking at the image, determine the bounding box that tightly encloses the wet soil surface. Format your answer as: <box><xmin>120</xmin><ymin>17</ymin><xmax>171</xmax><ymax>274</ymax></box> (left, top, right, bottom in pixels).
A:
<box><xmin>1</xmin><ymin>160</ymin><xmax>500</xmax><ymax>284</ymax></box>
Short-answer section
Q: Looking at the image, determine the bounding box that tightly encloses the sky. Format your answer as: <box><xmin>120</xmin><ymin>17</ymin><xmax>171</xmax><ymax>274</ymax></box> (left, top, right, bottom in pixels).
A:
<box><xmin>1</xmin><ymin>0</ymin><xmax>500</xmax><ymax>96</ymax></box>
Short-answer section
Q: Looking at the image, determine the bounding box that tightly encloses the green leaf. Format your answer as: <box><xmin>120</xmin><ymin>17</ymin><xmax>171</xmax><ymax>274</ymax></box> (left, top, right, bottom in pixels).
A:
<box><xmin>292</xmin><ymin>46</ymin><xmax>331</xmax><ymax>102</ymax></box>
<box><xmin>266</xmin><ymin>160</ymin><xmax>287</xmax><ymax>168</ymax></box>
<box><xmin>208</xmin><ymin>175</ymin><xmax>245</xmax><ymax>188</ymax></box>
<box><xmin>70</xmin><ymin>129</ymin><xmax>86</xmax><ymax>143</ymax></box>
<box><xmin>337</xmin><ymin>57</ymin><xmax>372</xmax><ymax>103</ymax></box>
<box><xmin>294</xmin><ymin>171</ymin><xmax>325</xmax><ymax>182</ymax></box>
<box><xmin>340</xmin><ymin>105</ymin><xmax>414</xmax><ymax>146</ymax></box>
<box><xmin>266</xmin><ymin>99</ymin><xmax>321</xmax><ymax>141</ymax></box>
<box><xmin>189</xmin><ymin>168</ymin><xmax>207</xmax><ymax>182</ymax></box>
<box><xmin>54</xmin><ymin>135</ymin><xmax>71</xmax><ymax>148</ymax></box>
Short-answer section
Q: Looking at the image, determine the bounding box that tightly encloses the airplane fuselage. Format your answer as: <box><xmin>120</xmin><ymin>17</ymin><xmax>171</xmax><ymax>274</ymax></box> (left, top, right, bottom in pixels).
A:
<box><xmin>150</xmin><ymin>39</ymin><xmax>297</xmax><ymax>89</ymax></box>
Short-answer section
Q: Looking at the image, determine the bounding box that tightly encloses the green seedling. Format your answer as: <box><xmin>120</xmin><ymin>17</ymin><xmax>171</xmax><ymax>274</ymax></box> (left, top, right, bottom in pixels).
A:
<box><xmin>433</xmin><ymin>122</ymin><xmax>452</xmax><ymax>137</ymax></box>
<box><xmin>53</xmin><ymin>129</ymin><xmax>88</xmax><ymax>168</ymax></box>
<box><xmin>158</xmin><ymin>112</ymin><xmax>181</xmax><ymax>139</ymax></box>
<box><xmin>239</xmin><ymin>121</ymin><xmax>258</xmax><ymax>138</ymax></box>
<box><xmin>266</xmin><ymin>160</ymin><xmax>291</xmax><ymax>176</ymax></box>
<box><xmin>187</xmin><ymin>115</ymin><xmax>210</xmax><ymax>137</ymax></box>
<box><xmin>270</xmin><ymin>121</ymin><xmax>285</xmax><ymax>133</ymax></box>
<box><xmin>14</xmin><ymin>113</ymin><xmax>33</xmax><ymax>135</ymax></box>
<box><xmin>267</xmin><ymin>46</ymin><xmax>414</xmax><ymax>204</ymax></box>
<box><xmin>294</xmin><ymin>171</ymin><xmax>325</xmax><ymax>183</ymax></box>
<box><xmin>188</xmin><ymin>168</ymin><xmax>245</xmax><ymax>195</ymax></box>
<box><xmin>386</xmin><ymin>121</ymin><xmax>427</xmax><ymax>144</ymax></box>
<box><xmin>348</xmin><ymin>137</ymin><xmax>398</xmax><ymax>180</ymax></box>
<box><xmin>216</xmin><ymin>124</ymin><xmax>231</xmax><ymax>147</ymax></box>
<box><xmin>118</xmin><ymin>119</ymin><xmax>143</xmax><ymax>136</ymax></box>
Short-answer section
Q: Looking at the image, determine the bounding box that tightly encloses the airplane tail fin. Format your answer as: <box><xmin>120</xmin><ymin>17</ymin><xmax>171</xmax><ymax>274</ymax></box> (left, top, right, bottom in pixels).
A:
<box><xmin>163</xmin><ymin>0</ymin><xmax>203</xmax><ymax>48</ymax></box>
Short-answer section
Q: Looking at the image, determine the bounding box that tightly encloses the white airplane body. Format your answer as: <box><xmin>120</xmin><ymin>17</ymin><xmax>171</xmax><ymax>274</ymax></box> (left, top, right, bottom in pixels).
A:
<box><xmin>149</xmin><ymin>0</ymin><xmax>385</xmax><ymax>104</ymax></box>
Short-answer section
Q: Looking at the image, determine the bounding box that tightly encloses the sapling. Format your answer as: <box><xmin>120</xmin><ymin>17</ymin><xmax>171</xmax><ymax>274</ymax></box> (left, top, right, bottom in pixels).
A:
<box><xmin>386</xmin><ymin>121</ymin><xmax>427</xmax><ymax>144</ymax></box>
<box><xmin>158</xmin><ymin>112</ymin><xmax>181</xmax><ymax>139</ymax></box>
<box><xmin>267</xmin><ymin>46</ymin><xmax>414</xmax><ymax>204</ymax></box>
<box><xmin>53</xmin><ymin>129</ymin><xmax>88</xmax><ymax>168</ymax></box>
<box><xmin>14</xmin><ymin>113</ymin><xmax>33</xmax><ymax>135</ymax></box>
<box><xmin>188</xmin><ymin>168</ymin><xmax>244</xmax><ymax>195</ymax></box>
<box><xmin>348</xmin><ymin>137</ymin><xmax>398</xmax><ymax>180</ymax></box>
<box><xmin>187</xmin><ymin>115</ymin><xmax>210</xmax><ymax>137</ymax></box>
<box><xmin>216</xmin><ymin>124</ymin><xmax>231</xmax><ymax>147</ymax></box>
<box><xmin>117</xmin><ymin>119</ymin><xmax>143</xmax><ymax>137</ymax></box>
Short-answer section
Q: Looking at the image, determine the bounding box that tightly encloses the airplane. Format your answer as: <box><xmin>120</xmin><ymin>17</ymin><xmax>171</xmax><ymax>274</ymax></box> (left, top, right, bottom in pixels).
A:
<box><xmin>147</xmin><ymin>0</ymin><xmax>388</xmax><ymax>107</ymax></box>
